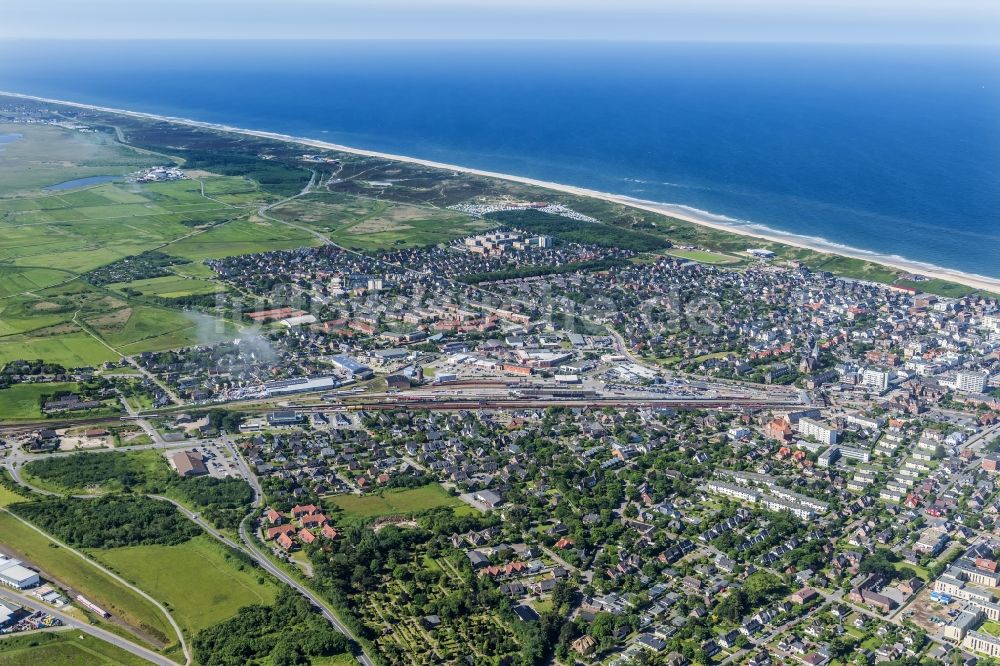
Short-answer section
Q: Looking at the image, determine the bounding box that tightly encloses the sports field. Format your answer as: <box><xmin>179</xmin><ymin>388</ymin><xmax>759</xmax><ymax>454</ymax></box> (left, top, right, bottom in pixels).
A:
<box><xmin>94</xmin><ymin>536</ymin><xmax>280</xmax><ymax>638</ymax></box>
<box><xmin>0</xmin><ymin>631</ymin><xmax>150</xmax><ymax>666</ymax></box>
<box><xmin>328</xmin><ymin>483</ymin><xmax>466</xmax><ymax>519</ymax></box>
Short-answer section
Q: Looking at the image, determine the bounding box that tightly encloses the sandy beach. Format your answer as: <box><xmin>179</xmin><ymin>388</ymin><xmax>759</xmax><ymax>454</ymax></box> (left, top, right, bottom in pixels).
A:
<box><xmin>4</xmin><ymin>90</ymin><xmax>999</xmax><ymax>295</ymax></box>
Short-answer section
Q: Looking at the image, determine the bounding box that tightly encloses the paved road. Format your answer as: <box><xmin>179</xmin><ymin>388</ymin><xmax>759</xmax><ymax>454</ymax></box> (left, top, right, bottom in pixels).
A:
<box><xmin>237</xmin><ymin>518</ymin><xmax>375</xmax><ymax>666</ymax></box>
<box><xmin>0</xmin><ymin>584</ymin><xmax>177</xmax><ymax>666</ymax></box>
<box><xmin>0</xmin><ymin>508</ymin><xmax>191</xmax><ymax>664</ymax></box>
<box><xmin>163</xmin><ymin>440</ymin><xmax>377</xmax><ymax>666</ymax></box>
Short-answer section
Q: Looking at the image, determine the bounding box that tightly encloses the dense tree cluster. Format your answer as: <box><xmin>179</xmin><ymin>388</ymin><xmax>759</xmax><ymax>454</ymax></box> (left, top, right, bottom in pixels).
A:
<box><xmin>12</xmin><ymin>495</ymin><xmax>200</xmax><ymax>548</ymax></box>
<box><xmin>485</xmin><ymin>209</ymin><xmax>670</xmax><ymax>252</ymax></box>
<box><xmin>23</xmin><ymin>452</ymin><xmax>254</xmax><ymax>530</ymax></box>
<box><xmin>193</xmin><ymin>591</ymin><xmax>355</xmax><ymax>666</ymax></box>
<box><xmin>457</xmin><ymin>257</ymin><xmax>629</xmax><ymax>285</ymax></box>
<box><xmin>85</xmin><ymin>250</ymin><xmax>190</xmax><ymax>286</ymax></box>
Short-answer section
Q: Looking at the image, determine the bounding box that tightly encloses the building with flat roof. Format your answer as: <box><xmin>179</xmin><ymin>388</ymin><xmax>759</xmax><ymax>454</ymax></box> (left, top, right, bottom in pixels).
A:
<box><xmin>0</xmin><ymin>601</ymin><xmax>19</xmax><ymax>627</ymax></box>
<box><xmin>331</xmin><ymin>355</ymin><xmax>374</xmax><ymax>379</ymax></box>
<box><xmin>267</xmin><ymin>411</ymin><xmax>303</xmax><ymax>427</ymax></box>
<box><xmin>264</xmin><ymin>375</ymin><xmax>339</xmax><ymax>396</ymax></box>
<box><xmin>965</xmin><ymin>630</ymin><xmax>1000</xmax><ymax>658</ymax></box>
<box><xmin>956</xmin><ymin>371</ymin><xmax>989</xmax><ymax>394</ymax></box>
<box><xmin>798</xmin><ymin>418</ymin><xmax>839</xmax><ymax>445</ymax></box>
<box><xmin>0</xmin><ymin>556</ymin><xmax>40</xmax><ymax>589</ymax></box>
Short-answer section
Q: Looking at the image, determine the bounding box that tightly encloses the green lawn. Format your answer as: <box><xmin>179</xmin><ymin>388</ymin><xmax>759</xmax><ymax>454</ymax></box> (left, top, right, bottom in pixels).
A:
<box><xmin>0</xmin><ymin>381</ymin><xmax>81</xmax><ymax>419</ymax></box>
<box><xmin>328</xmin><ymin>484</ymin><xmax>465</xmax><ymax>520</ymax></box>
<box><xmin>0</xmin><ymin>630</ymin><xmax>150</xmax><ymax>666</ymax></box>
<box><xmin>0</xmin><ymin>511</ymin><xmax>175</xmax><ymax>648</ymax></box>
<box><xmin>980</xmin><ymin>620</ymin><xmax>1000</xmax><ymax>637</ymax></box>
<box><xmin>94</xmin><ymin>536</ymin><xmax>280</xmax><ymax>638</ymax></box>
<box><xmin>0</xmin><ymin>476</ymin><xmax>27</xmax><ymax>507</ymax></box>
<box><xmin>0</xmin><ymin>266</ymin><xmax>73</xmax><ymax>298</ymax></box>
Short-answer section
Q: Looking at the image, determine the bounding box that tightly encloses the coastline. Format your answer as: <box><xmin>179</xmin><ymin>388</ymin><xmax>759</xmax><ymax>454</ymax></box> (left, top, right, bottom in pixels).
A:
<box><xmin>4</xmin><ymin>90</ymin><xmax>999</xmax><ymax>295</ymax></box>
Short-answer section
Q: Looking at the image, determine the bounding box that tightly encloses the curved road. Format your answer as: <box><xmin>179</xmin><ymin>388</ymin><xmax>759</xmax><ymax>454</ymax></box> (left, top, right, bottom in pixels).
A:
<box><xmin>0</xmin><ymin>508</ymin><xmax>190</xmax><ymax>665</ymax></box>
<box><xmin>0</xmin><ymin>587</ymin><xmax>177</xmax><ymax>666</ymax></box>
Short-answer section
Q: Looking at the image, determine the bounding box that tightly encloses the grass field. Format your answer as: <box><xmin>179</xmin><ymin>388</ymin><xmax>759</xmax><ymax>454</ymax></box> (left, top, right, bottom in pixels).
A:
<box><xmin>328</xmin><ymin>484</ymin><xmax>465</xmax><ymax>520</ymax></box>
<box><xmin>666</xmin><ymin>248</ymin><xmax>742</xmax><ymax>265</ymax></box>
<box><xmin>0</xmin><ymin>123</ymin><xmax>163</xmax><ymax>196</ymax></box>
<box><xmin>269</xmin><ymin>192</ymin><xmax>491</xmax><ymax>250</ymax></box>
<box><xmin>166</xmin><ymin>217</ymin><xmax>321</xmax><ymax>260</ymax></box>
<box><xmin>0</xmin><ymin>479</ymin><xmax>27</xmax><ymax>508</ymax></box>
<box><xmin>0</xmin><ymin>630</ymin><xmax>150</xmax><ymax>666</ymax></box>
<box><xmin>0</xmin><ymin>178</ymin><xmax>243</xmax><ymax>368</ymax></box>
<box><xmin>0</xmin><ymin>381</ymin><xmax>81</xmax><ymax>420</ymax></box>
<box><xmin>0</xmin><ymin>511</ymin><xmax>174</xmax><ymax>647</ymax></box>
<box><xmin>94</xmin><ymin>536</ymin><xmax>279</xmax><ymax>638</ymax></box>
<box><xmin>108</xmin><ymin>274</ymin><xmax>225</xmax><ymax>298</ymax></box>
<box><xmin>0</xmin><ymin>334</ymin><xmax>119</xmax><ymax>368</ymax></box>
<box><xmin>0</xmin><ymin>266</ymin><xmax>73</xmax><ymax>298</ymax></box>
<box><xmin>84</xmin><ymin>305</ymin><xmax>232</xmax><ymax>355</ymax></box>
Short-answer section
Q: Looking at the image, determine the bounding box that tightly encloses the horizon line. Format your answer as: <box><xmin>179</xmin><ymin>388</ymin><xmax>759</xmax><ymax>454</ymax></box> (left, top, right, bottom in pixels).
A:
<box><xmin>3</xmin><ymin>37</ymin><xmax>998</xmax><ymax>47</ymax></box>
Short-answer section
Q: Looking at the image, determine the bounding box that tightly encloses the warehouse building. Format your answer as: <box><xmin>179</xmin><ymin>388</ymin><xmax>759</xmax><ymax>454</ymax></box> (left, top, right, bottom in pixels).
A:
<box><xmin>331</xmin><ymin>355</ymin><xmax>374</xmax><ymax>380</ymax></box>
<box><xmin>264</xmin><ymin>375</ymin><xmax>339</xmax><ymax>396</ymax></box>
<box><xmin>0</xmin><ymin>555</ymin><xmax>40</xmax><ymax>589</ymax></box>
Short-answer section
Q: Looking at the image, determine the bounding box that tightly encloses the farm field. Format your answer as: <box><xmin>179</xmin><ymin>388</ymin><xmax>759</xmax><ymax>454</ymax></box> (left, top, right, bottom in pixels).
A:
<box><xmin>165</xmin><ymin>216</ymin><xmax>321</xmax><ymax>260</ymax></box>
<box><xmin>0</xmin><ymin>123</ymin><xmax>163</xmax><ymax>196</ymax></box>
<box><xmin>328</xmin><ymin>484</ymin><xmax>467</xmax><ymax>520</ymax></box>
<box><xmin>0</xmin><ymin>174</ymin><xmax>257</xmax><ymax>365</ymax></box>
<box><xmin>0</xmin><ymin>511</ymin><xmax>175</xmax><ymax>648</ymax></box>
<box><xmin>0</xmin><ymin>182</ymin><xmax>233</xmax><ymax>273</ymax></box>
<box><xmin>269</xmin><ymin>192</ymin><xmax>491</xmax><ymax>250</ymax></box>
<box><xmin>83</xmin><ymin>304</ymin><xmax>231</xmax><ymax>355</ymax></box>
<box><xmin>0</xmin><ymin>381</ymin><xmax>82</xmax><ymax>420</ymax></box>
<box><xmin>0</xmin><ymin>265</ymin><xmax>73</xmax><ymax>298</ymax></box>
<box><xmin>0</xmin><ymin>333</ymin><xmax>118</xmax><ymax>367</ymax></box>
<box><xmin>0</xmin><ymin>630</ymin><xmax>150</xmax><ymax>666</ymax></box>
<box><xmin>108</xmin><ymin>274</ymin><xmax>225</xmax><ymax>298</ymax></box>
<box><xmin>93</xmin><ymin>536</ymin><xmax>280</xmax><ymax>638</ymax></box>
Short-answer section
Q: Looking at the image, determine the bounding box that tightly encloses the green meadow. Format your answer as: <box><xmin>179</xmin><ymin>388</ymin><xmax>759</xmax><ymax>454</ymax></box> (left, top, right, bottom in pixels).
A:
<box><xmin>0</xmin><ymin>511</ymin><xmax>175</xmax><ymax>648</ymax></box>
<box><xmin>94</xmin><ymin>535</ymin><xmax>280</xmax><ymax>639</ymax></box>
<box><xmin>0</xmin><ymin>122</ymin><xmax>163</xmax><ymax>196</ymax></box>
<box><xmin>328</xmin><ymin>484</ymin><xmax>469</xmax><ymax>521</ymax></box>
<box><xmin>0</xmin><ymin>631</ymin><xmax>150</xmax><ymax>666</ymax></box>
<box><xmin>108</xmin><ymin>274</ymin><xmax>224</xmax><ymax>298</ymax></box>
<box><xmin>269</xmin><ymin>191</ymin><xmax>491</xmax><ymax>250</ymax></box>
<box><xmin>0</xmin><ymin>381</ymin><xmax>83</xmax><ymax>420</ymax></box>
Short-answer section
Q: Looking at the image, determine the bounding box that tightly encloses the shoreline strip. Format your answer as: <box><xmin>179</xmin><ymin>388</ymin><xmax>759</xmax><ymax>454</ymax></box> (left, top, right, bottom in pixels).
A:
<box><xmin>2</xmin><ymin>90</ymin><xmax>998</xmax><ymax>294</ymax></box>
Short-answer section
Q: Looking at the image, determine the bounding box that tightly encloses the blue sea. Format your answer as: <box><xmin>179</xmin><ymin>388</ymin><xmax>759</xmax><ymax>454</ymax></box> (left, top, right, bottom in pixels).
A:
<box><xmin>1</xmin><ymin>40</ymin><xmax>998</xmax><ymax>277</ymax></box>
